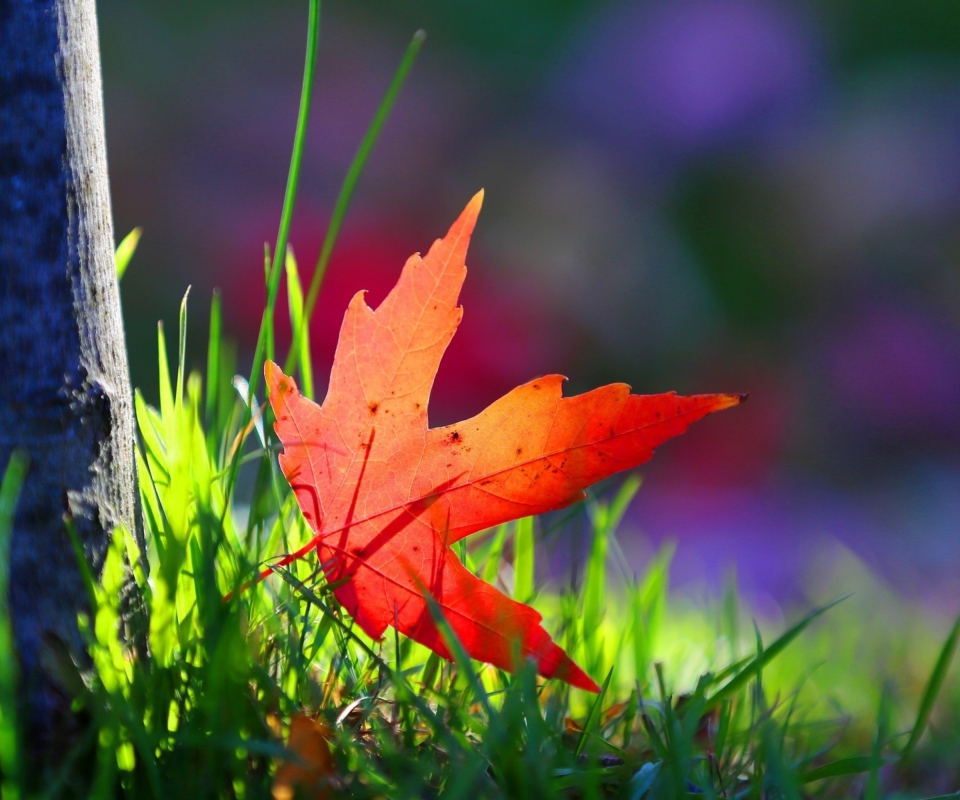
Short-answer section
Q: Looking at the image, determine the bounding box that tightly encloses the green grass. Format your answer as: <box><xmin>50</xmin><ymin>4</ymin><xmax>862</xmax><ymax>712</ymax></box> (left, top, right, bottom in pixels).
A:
<box><xmin>3</xmin><ymin>320</ymin><xmax>960</xmax><ymax>797</ymax></box>
<box><xmin>2</xmin><ymin>4</ymin><xmax>960</xmax><ymax>797</ymax></box>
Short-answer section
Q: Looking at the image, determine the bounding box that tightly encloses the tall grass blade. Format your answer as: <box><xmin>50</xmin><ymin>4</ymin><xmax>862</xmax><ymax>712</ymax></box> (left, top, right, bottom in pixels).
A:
<box><xmin>285</xmin><ymin>246</ymin><xmax>314</xmax><ymax>398</ymax></box>
<box><xmin>157</xmin><ymin>322</ymin><xmax>174</xmax><ymax>429</ymax></box>
<box><xmin>575</xmin><ymin>667</ymin><xmax>614</xmax><ymax>758</ymax></box>
<box><xmin>246</xmin><ymin>0</ymin><xmax>320</xmax><ymax>402</ymax></box>
<box><xmin>114</xmin><ymin>226</ymin><xmax>142</xmax><ymax>280</ymax></box>
<box><xmin>513</xmin><ymin>516</ymin><xmax>535</xmax><ymax>603</ymax></box>
<box><xmin>866</xmin><ymin>685</ymin><xmax>891</xmax><ymax>800</ymax></box>
<box><xmin>705</xmin><ymin>594</ymin><xmax>851</xmax><ymax>710</ymax></box>
<box><xmin>287</xmin><ymin>28</ymin><xmax>426</xmax><ymax>377</ymax></box>
<box><xmin>721</xmin><ymin>568</ymin><xmax>740</xmax><ymax>658</ymax></box>
<box><xmin>583</xmin><ymin>503</ymin><xmax>610</xmax><ymax>671</ymax></box>
<box><xmin>419</xmin><ymin>582</ymin><xmax>493</xmax><ymax>719</ymax></box>
<box><xmin>608</xmin><ymin>474</ymin><xmax>641</xmax><ymax>531</ymax></box>
<box><xmin>481</xmin><ymin>523</ymin><xmax>508</xmax><ymax>584</ymax></box>
<box><xmin>0</xmin><ymin>451</ymin><xmax>28</xmax><ymax>800</ymax></box>
<box><xmin>205</xmin><ymin>289</ymin><xmax>222</xmax><ymax>429</ymax></box>
<box><xmin>176</xmin><ymin>286</ymin><xmax>190</xmax><ymax>409</ymax></box>
<box><xmin>626</xmin><ymin>761</ymin><xmax>661</xmax><ymax>800</ymax></box>
<box><xmin>901</xmin><ymin>610</ymin><xmax>960</xmax><ymax>761</ymax></box>
<box><xmin>232</xmin><ymin>376</ymin><xmax>265</xmax><ymax>449</ymax></box>
<box><xmin>799</xmin><ymin>755</ymin><xmax>879</xmax><ymax>783</ymax></box>
<box><xmin>632</xmin><ymin>543</ymin><xmax>673</xmax><ymax>687</ymax></box>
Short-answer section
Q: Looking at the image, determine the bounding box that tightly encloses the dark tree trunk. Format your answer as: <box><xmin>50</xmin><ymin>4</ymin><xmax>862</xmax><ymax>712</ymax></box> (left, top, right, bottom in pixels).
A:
<box><xmin>0</xmin><ymin>0</ymin><xmax>141</xmax><ymax>752</ymax></box>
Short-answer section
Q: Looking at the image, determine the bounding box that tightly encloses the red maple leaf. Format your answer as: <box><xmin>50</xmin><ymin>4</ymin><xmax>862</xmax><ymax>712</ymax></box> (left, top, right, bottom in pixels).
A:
<box><xmin>264</xmin><ymin>192</ymin><xmax>743</xmax><ymax>691</ymax></box>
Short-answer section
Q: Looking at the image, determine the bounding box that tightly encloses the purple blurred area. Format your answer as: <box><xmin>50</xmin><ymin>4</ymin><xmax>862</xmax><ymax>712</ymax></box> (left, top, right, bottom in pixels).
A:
<box><xmin>99</xmin><ymin>0</ymin><xmax>960</xmax><ymax>603</ymax></box>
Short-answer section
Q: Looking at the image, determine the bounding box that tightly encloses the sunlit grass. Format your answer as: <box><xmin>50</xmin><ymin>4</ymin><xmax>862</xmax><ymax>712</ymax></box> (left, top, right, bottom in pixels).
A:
<box><xmin>1</xmin><ymin>302</ymin><xmax>958</xmax><ymax>797</ymax></box>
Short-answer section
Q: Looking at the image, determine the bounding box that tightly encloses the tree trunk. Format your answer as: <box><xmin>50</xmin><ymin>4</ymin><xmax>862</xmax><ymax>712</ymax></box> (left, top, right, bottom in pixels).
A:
<box><xmin>0</xmin><ymin>0</ymin><xmax>141</xmax><ymax>752</ymax></box>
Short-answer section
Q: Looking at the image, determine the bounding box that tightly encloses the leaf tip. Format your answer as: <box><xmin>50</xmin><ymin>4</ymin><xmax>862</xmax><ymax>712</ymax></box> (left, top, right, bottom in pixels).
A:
<box><xmin>463</xmin><ymin>189</ymin><xmax>484</xmax><ymax>223</ymax></box>
<box><xmin>575</xmin><ymin>673</ymin><xmax>602</xmax><ymax>693</ymax></box>
<box><xmin>550</xmin><ymin>651</ymin><xmax>601</xmax><ymax>693</ymax></box>
<box><xmin>265</xmin><ymin>360</ymin><xmax>296</xmax><ymax>396</ymax></box>
<box><xmin>715</xmin><ymin>392</ymin><xmax>747</xmax><ymax>411</ymax></box>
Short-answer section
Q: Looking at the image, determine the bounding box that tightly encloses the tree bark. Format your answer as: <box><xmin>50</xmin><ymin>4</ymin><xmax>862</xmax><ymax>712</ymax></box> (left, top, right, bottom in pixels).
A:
<box><xmin>0</xmin><ymin>0</ymin><xmax>141</xmax><ymax>751</ymax></box>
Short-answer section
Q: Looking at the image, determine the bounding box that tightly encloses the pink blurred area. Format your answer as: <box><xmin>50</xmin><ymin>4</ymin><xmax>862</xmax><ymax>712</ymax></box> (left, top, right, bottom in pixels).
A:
<box><xmin>216</xmin><ymin>206</ymin><xmax>569</xmax><ymax>423</ymax></box>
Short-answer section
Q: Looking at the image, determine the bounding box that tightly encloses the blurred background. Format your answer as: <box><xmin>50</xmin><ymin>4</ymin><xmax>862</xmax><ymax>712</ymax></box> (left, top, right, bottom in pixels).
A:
<box><xmin>98</xmin><ymin>0</ymin><xmax>960</xmax><ymax>608</ymax></box>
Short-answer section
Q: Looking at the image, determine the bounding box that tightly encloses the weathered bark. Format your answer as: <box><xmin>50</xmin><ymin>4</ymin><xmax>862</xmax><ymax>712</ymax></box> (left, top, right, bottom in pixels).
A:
<box><xmin>0</xmin><ymin>0</ymin><xmax>141</xmax><ymax>749</ymax></box>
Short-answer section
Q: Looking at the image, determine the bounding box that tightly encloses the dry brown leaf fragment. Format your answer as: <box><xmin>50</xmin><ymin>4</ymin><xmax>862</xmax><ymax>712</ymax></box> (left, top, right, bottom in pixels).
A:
<box><xmin>272</xmin><ymin>714</ymin><xmax>335</xmax><ymax>800</ymax></box>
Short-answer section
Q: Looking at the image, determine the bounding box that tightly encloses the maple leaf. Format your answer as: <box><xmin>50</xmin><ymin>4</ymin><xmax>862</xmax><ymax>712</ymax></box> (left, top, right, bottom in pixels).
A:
<box><xmin>264</xmin><ymin>191</ymin><xmax>743</xmax><ymax>692</ymax></box>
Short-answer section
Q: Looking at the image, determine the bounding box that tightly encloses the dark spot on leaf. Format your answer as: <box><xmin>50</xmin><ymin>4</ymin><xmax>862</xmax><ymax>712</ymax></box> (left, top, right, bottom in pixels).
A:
<box><xmin>450</xmin><ymin>431</ymin><xmax>461</xmax><ymax>443</ymax></box>
<box><xmin>369</xmin><ymin>402</ymin><xmax>379</xmax><ymax>414</ymax></box>
<box><xmin>516</xmin><ymin>448</ymin><xmax>523</xmax><ymax>456</ymax></box>
<box><xmin>533</xmin><ymin>383</ymin><xmax>540</xmax><ymax>390</ymax></box>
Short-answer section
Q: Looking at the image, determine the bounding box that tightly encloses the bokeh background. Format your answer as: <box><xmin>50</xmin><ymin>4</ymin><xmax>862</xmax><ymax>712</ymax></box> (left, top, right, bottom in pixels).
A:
<box><xmin>98</xmin><ymin>0</ymin><xmax>960</xmax><ymax>607</ymax></box>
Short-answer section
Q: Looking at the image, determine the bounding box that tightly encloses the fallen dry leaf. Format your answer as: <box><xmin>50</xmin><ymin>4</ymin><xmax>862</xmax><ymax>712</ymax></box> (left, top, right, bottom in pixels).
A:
<box><xmin>264</xmin><ymin>192</ymin><xmax>743</xmax><ymax>692</ymax></box>
<box><xmin>272</xmin><ymin>714</ymin><xmax>335</xmax><ymax>800</ymax></box>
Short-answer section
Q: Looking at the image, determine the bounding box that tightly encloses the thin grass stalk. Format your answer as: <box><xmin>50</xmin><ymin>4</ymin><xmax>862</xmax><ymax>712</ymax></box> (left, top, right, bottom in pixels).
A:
<box><xmin>0</xmin><ymin>452</ymin><xmax>28</xmax><ymax>800</ymax></box>
<box><xmin>247</xmin><ymin>0</ymin><xmax>321</xmax><ymax>401</ymax></box>
<box><xmin>285</xmin><ymin>29</ymin><xmax>426</xmax><ymax>378</ymax></box>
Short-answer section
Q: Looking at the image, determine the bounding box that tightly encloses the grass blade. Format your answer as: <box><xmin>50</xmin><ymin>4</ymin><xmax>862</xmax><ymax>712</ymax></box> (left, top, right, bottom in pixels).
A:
<box><xmin>632</xmin><ymin>544</ymin><xmax>673</xmax><ymax>688</ymax></box>
<box><xmin>223</xmin><ymin>0</ymin><xmax>320</xmax><ymax>512</ymax></box>
<box><xmin>721</xmin><ymin>568</ymin><xmax>740</xmax><ymax>658</ymax></box>
<box><xmin>626</xmin><ymin>761</ymin><xmax>661</xmax><ymax>799</ymax></box>
<box><xmin>286</xmin><ymin>28</ymin><xmax>426</xmax><ymax>377</ymax></box>
<box><xmin>157</xmin><ymin>321</ymin><xmax>174</xmax><ymax>429</ymax></box>
<box><xmin>245</xmin><ymin>0</ymin><xmax>320</xmax><ymax>403</ymax></box>
<box><xmin>481</xmin><ymin>523</ymin><xmax>508</xmax><ymax>584</ymax></box>
<box><xmin>574</xmin><ymin>667</ymin><xmax>614</xmax><ymax>758</ymax></box>
<box><xmin>607</xmin><ymin>474</ymin><xmax>641</xmax><ymax>531</ymax></box>
<box><xmin>114</xmin><ymin>226</ymin><xmax>142</xmax><ymax>280</ymax></box>
<box><xmin>205</xmin><ymin>288</ymin><xmax>222</xmax><ymax>429</ymax></box>
<box><xmin>800</xmin><ymin>755</ymin><xmax>887</xmax><ymax>784</ymax></box>
<box><xmin>705</xmin><ymin>594</ymin><xmax>851</xmax><ymax>710</ymax></box>
<box><xmin>583</xmin><ymin>503</ymin><xmax>610</xmax><ymax>672</ymax></box>
<box><xmin>0</xmin><ymin>451</ymin><xmax>28</xmax><ymax>800</ymax></box>
<box><xmin>513</xmin><ymin>516</ymin><xmax>534</xmax><ymax>603</ymax></box>
<box><xmin>418</xmin><ymin>581</ymin><xmax>493</xmax><ymax>719</ymax></box>
<box><xmin>176</xmin><ymin>286</ymin><xmax>190</xmax><ymax>409</ymax></box>
<box><xmin>901</xmin><ymin>610</ymin><xmax>960</xmax><ymax>761</ymax></box>
<box><xmin>285</xmin><ymin>246</ymin><xmax>314</xmax><ymax>398</ymax></box>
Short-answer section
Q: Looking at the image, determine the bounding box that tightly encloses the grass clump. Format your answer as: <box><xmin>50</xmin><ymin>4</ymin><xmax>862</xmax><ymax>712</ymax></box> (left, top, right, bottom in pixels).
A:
<box><xmin>2</xmin><ymin>340</ymin><xmax>959</xmax><ymax>798</ymax></box>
